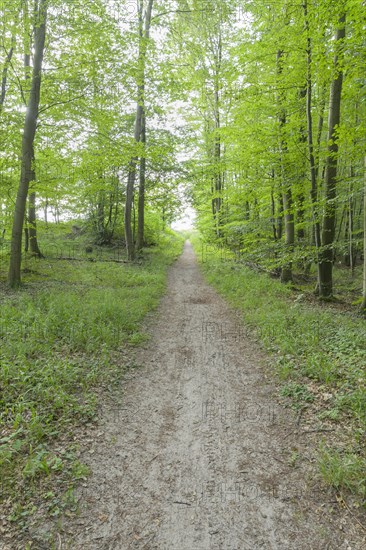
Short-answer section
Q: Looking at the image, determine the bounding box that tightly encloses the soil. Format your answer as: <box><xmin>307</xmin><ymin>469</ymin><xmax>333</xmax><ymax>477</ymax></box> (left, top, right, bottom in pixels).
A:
<box><xmin>18</xmin><ymin>242</ymin><xmax>366</xmax><ymax>548</ymax></box>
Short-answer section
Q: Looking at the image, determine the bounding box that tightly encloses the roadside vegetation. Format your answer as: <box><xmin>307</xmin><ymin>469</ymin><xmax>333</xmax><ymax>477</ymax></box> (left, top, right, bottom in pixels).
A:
<box><xmin>192</xmin><ymin>235</ymin><xmax>366</xmax><ymax>508</ymax></box>
<box><xmin>0</xmin><ymin>222</ymin><xmax>184</xmax><ymax>534</ymax></box>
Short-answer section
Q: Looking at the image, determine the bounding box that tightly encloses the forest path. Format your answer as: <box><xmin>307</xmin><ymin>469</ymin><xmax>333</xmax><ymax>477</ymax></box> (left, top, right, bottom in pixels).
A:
<box><xmin>44</xmin><ymin>241</ymin><xmax>362</xmax><ymax>549</ymax></box>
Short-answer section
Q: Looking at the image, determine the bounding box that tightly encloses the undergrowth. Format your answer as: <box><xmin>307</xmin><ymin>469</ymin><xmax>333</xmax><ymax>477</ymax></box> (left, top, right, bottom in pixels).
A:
<box><xmin>192</xmin><ymin>235</ymin><xmax>366</xmax><ymax>507</ymax></box>
<box><xmin>0</xmin><ymin>228</ymin><xmax>184</xmax><ymax>529</ymax></box>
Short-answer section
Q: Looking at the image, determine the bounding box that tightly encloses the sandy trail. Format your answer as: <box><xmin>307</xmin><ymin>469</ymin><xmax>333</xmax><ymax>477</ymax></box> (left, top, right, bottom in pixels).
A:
<box><xmin>44</xmin><ymin>241</ymin><xmax>363</xmax><ymax>549</ymax></box>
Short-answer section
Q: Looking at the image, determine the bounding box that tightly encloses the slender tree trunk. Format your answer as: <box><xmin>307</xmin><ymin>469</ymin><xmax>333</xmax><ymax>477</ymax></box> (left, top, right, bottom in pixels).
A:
<box><xmin>271</xmin><ymin>182</ymin><xmax>277</xmax><ymax>240</ymax></box>
<box><xmin>277</xmin><ymin>196</ymin><xmax>283</xmax><ymax>240</ymax></box>
<box><xmin>304</xmin><ymin>0</ymin><xmax>321</xmax><ymax>290</ymax></box>
<box><xmin>8</xmin><ymin>0</ymin><xmax>48</xmax><ymax>287</ymax></box>
<box><xmin>125</xmin><ymin>123</ymin><xmax>143</xmax><ymax>261</ymax></box>
<box><xmin>361</xmin><ymin>156</ymin><xmax>366</xmax><ymax>311</ymax></box>
<box><xmin>28</xmin><ymin>189</ymin><xmax>44</xmax><ymax>257</ymax></box>
<box><xmin>136</xmin><ymin>113</ymin><xmax>146</xmax><ymax>252</ymax></box>
<box><xmin>124</xmin><ymin>0</ymin><xmax>154</xmax><ymax>261</ymax></box>
<box><xmin>348</xmin><ymin>173</ymin><xmax>354</xmax><ymax>273</ymax></box>
<box><xmin>24</xmin><ymin>227</ymin><xmax>29</xmax><ymax>252</ymax></box>
<box><xmin>318</xmin><ymin>15</ymin><xmax>346</xmax><ymax>298</ymax></box>
<box><xmin>316</xmin><ymin>92</ymin><xmax>326</xmax><ymax>176</ymax></box>
<box><xmin>0</xmin><ymin>35</ymin><xmax>15</xmax><ymax>113</ymax></box>
<box><xmin>297</xmin><ymin>193</ymin><xmax>305</xmax><ymax>241</ymax></box>
<box><xmin>26</xmin><ymin>155</ymin><xmax>43</xmax><ymax>258</ymax></box>
<box><xmin>281</xmin><ymin>188</ymin><xmax>295</xmax><ymax>283</ymax></box>
<box><xmin>213</xmin><ymin>33</ymin><xmax>222</xmax><ymax>237</ymax></box>
<box><xmin>297</xmin><ymin>87</ymin><xmax>307</xmax><ymax>242</ymax></box>
<box><xmin>96</xmin><ymin>190</ymin><xmax>105</xmax><ymax>241</ymax></box>
<box><xmin>24</xmin><ymin>7</ymin><xmax>43</xmax><ymax>259</ymax></box>
<box><xmin>277</xmin><ymin>49</ymin><xmax>294</xmax><ymax>283</ymax></box>
<box><xmin>132</xmin><ymin>201</ymin><xmax>136</xmax><ymax>243</ymax></box>
<box><xmin>337</xmin><ymin>204</ymin><xmax>346</xmax><ymax>245</ymax></box>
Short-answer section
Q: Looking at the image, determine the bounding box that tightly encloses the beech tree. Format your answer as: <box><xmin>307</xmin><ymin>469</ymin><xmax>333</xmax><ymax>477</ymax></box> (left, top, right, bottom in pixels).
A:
<box><xmin>318</xmin><ymin>14</ymin><xmax>346</xmax><ymax>298</ymax></box>
<box><xmin>8</xmin><ymin>0</ymin><xmax>48</xmax><ymax>287</ymax></box>
<box><xmin>125</xmin><ymin>0</ymin><xmax>154</xmax><ymax>261</ymax></box>
<box><xmin>1</xmin><ymin>0</ymin><xmax>365</xmax><ymax>303</ymax></box>
<box><xmin>0</xmin><ymin>34</ymin><xmax>15</xmax><ymax>114</ymax></box>
<box><xmin>23</xmin><ymin>3</ymin><xmax>43</xmax><ymax>259</ymax></box>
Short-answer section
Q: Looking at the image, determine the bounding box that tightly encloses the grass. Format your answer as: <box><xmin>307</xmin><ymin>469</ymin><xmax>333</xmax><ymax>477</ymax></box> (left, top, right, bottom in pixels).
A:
<box><xmin>192</xmin><ymin>234</ymin><xmax>366</xmax><ymax>507</ymax></box>
<box><xmin>280</xmin><ymin>382</ymin><xmax>315</xmax><ymax>410</ymax></box>
<box><xmin>319</xmin><ymin>445</ymin><xmax>366</xmax><ymax>503</ymax></box>
<box><xmin>0</xmin><ymin>227</ymin><xmax>184</xmax><ymax>530</ymax></box>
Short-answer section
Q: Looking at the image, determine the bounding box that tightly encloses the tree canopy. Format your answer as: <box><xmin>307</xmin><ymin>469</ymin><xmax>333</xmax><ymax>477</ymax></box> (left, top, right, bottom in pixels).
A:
<box><xmin>0</xmin><ymin>0</ymin><xmax>365</xmax><ymax>300</ymax></box>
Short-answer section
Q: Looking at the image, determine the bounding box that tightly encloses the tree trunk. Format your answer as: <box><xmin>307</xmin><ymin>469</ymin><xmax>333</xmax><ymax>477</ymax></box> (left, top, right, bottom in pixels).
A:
<box><xmin>24</xmin><ymin>47</ymin><xmax>43</xmax><ymax>258</ymax></box>
<box><xmin>348</xmin><ymin>175</ymin><xmax>354</xmax><ymax>273</ymax></box>
<box><xmin>303</xmin><ymin>0</ymin><xmax>321</xmax><ymax>290</ymax></box>
<box><xmin>281</xmin><ymin>188</ymin><xmax>295</xmax><ymax>283</ymax></box>
<box><xmin>271</xmin><ymin>183</ymin><xmax>277</xmax><ymax>240</ymax></box>
<box><xmin>136</xmin><ymin>113</ymin><xmax>146</xmax><ymax>252</ymax></box>
<box><xmin>24</xmin><ymin>227</ymin><xmax>29</xmax><ymax>252</ymax></box>
<box><xmin>23</xmin><ymin>2</ymin><xmax>43</xmax><ymax>259</ymax></box>
<box><xmin>361</xmin><ymin>156</ymin><xmax>366</xmax><ymax>311</ymax></box>
<box><xmin>297</xmin><ymin>86</ymin><xmax>307</xmax><ymax>242</ymax></box>
<box><xmin>318</xmin><ymin>15</ymin><xmax>346</xmax><ymax>298</ymax></box>
<box><xmin>212</xmin><ymin>33</ymin><xmax>222</xmax><ymax>237</ymax></box>
<box><xmin>277</xmin><ymin>48</ymin><xmax>294</xmax><ymax>283</ymax></box>
<box><xmin>28</xmin><ymin>190</ymin><xmax>44</xmax><ymax>257</ymax></box>
<box><xmin>8</xmin><ymin>0</ymin><xmax>48</xmax><ymax>287</ymax></box>
<box><xmin>297</xmin><ymin>194</ymin><xmax>305</xmax><ymax>241</ymax></box>
<box><xmin>0</xmin><ymin>35</ymin><xmax>15</xmax><ymax>113</ymax></box>
<box><xmin>124</xmin><ymin>0</ymin><xmax>154</xmax><ymax>261</ymax></box>
<box><xmin>125</xmin><ymin>126</ymin><xmax>142</xmax><ymax>261</ymax></box>
<box><xmin>277</xmin><ymin>196</ymin><xmax>283</xmax><ymax>241</ymax></box>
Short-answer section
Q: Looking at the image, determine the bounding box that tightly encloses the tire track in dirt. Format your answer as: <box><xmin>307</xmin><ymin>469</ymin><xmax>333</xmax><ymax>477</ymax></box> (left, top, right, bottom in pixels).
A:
<box><xmin>31</xmin><ymin>241</ymin><xmax>365</xmax><ymax>549</ymax></box>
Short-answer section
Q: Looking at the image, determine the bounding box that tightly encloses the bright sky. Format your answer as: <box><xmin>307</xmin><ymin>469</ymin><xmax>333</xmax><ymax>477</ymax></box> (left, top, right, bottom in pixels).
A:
<box><xmin>171</xmin><ymin>206</ymin><xmax>196</xmax><ymax>231</ymax></box>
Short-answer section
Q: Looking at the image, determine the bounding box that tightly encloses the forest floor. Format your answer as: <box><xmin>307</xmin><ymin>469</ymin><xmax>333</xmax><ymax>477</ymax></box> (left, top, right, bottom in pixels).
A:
<box><xmin>18</xmin><ymin>240</ymin><xmax>365</xmax><ymax>549</ymax></box>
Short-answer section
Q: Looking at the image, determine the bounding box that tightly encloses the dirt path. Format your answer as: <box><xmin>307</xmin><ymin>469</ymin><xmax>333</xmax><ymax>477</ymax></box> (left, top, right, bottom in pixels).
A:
<box><xmin>37</xmin><ymin>242</ymin><xmax>364</xmax><ymax>549</ymax></box>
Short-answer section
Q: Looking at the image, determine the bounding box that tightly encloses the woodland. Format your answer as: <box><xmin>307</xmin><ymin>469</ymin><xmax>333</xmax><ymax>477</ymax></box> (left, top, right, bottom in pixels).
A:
<box><xmin>0</xmin><ymin>0</ymin><xmax>366</xmax><ymax>543</ymax></box>
<box><xmin>0</xmin><ymin>0</ymin><xmax>365</xmax><ymax>298</ymax></box>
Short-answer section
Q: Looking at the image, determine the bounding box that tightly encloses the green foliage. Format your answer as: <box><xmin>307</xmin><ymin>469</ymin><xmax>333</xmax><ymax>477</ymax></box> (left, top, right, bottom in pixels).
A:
<box><xmin>318</xmin><ymin>445</ymin><xmax>366</xmax><ymax>503</ymax></box>
<box><xmin>192</xmin><ymin>235</ymin><xmax>366</xmax><ymax>504</ymax></box>
<box><xmin>175</xmin><ymin>0</ymin><xmax>366</xmax><ymax>299</ymax></box>
<box><xmin>0</xmin><ymin>227</ymin><xmax>184</xmax><ymax>523</ymax></box>
<box><xmin>281</xmin><ymin>383</ymin><xmax>315</xmax><ymax>410</ymax></box>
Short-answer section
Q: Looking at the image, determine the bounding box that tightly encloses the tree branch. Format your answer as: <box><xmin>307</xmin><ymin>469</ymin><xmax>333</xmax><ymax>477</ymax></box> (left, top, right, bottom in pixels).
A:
<box><xmin>38</xmin><ymin>93</ymin><xmax>87</xmax><ymax>113</ymax></box>
<box><xmin>151</xmin><ymin>8</ymin><xmax>208</xmax><ymax>22</ymax></box>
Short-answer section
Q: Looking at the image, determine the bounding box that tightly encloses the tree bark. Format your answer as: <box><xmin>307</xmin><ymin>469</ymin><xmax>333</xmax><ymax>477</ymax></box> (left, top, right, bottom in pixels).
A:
<box><xmin>124</xmin><ymin>0</ymin><xmax>154</xmax><ymax>261</ymax></box>
<box><xmin>297</xmin><ymin>86</ymin><xmax>307</xmax><ymax>242</ymax></box>
<box><xmin>8</xmin><ymin>0</ymin><xmax>48</xmax><ymax>287</ymax></box>
<box><xmin>136</xmin><ymin>112</ymin><xmax>146</xmax><ymax>252</ymax></box>
<box><xmin>28</xmin><ymin>189</ymin><xmax>44</xmax><ymax>257</ymax></box>
<box><xmin>24</xmin><ymin>2</ymin><xmax>44</xmax><ymax>259</ymax></box>
<box><xmin>303</xmin><ymin>0</ymin><xmax>321</xmax><ymax>288</ymax></box>
<box><xmin>24</xmin><ymin>227</ymin><xmax>29</xmax><ymax>252</ymax></box>
<box><xmin>277</xmin><ymin>49</ymin><xmax>294</xmax><ymax>283</ymax></box>
<box><xmin>348</xmin><ymin>173</ymin><xmax>354</xmax><ymax>273</ymax></box>
<box><xmin>277</xmin><ymin>196</ymin><xmax>283</xmax><ymax>240</ymax></box>
<box><xmin>281</xmin><ymin>187</ymin><xmax>295</xmax><ymax>283</ymax></box>
<box><xmin>271</xmin><ymin>182</ymin><xmax>277</xmax><ymax>240</ymax></box>
<box><xmin>361</xmin><ymin>156</ymin><xmax>366</xmax><ymax>311</ymax></box>
<box><xmin>212</xmin><ymin>33</ymin><xmax>222</xmax><ymax>237</ymax></box>
<box><xmin>0</xmin><ymin>35</ymin><xmax>15</xmax><ymax>113</ymax></box>
<box><xmin>318</xmin><ymin>15</ymin><xmax>346</xmax><ymax>298</ymax></box>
